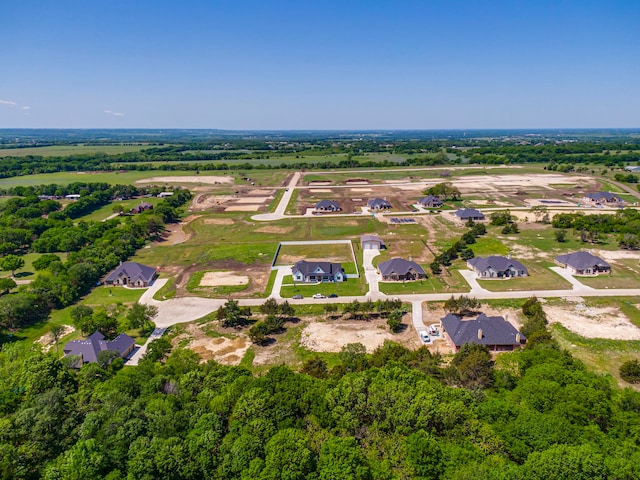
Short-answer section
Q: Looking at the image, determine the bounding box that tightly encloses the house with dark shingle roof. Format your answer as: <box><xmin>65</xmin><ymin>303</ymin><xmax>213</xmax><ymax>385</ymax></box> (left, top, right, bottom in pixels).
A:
<box><xmin>315</xmin><ymin>199</ymin><xmax>341</xmax><ymax>212</ymax></box>
<box><xmin>467</xmin><ymin>256</ymin><xmax>528</xmax><ymax>279</ymax></box>
<box><xmin>440</xmin><ymin>313</ymin><xmax>526</xmax><ymax>352</ymax></box>
<box><xmin>105</xmin><ymin>262</ymin><xmax>157</xmax><ymax>287</ymax></box>
<box><xmin>378</xmin><ymin>257</ymin><xmax>426</xmax><ymax>281</ymax></box>
<box><xmin>367</xmin><ymin>198</ymin><xmax>392</xmax><ymax>211</ymax></box>
<box><xmin>454</xmin><ymin>208</ymin><xmax>485</xmax><ymax>221</ymax></box>
<box><xmin>583</xmin><ymin>192</ymin><xmax>623</xmax><ymax>205</ymax></box>
<box><xmin>361</xmin><ymin>235</ymin><xmax>385</xmax><ymax>250</ymax></box>
<box><xmin>130</xmin><ymin>202</ymin><xmax>153</xmax><ymax>214</ymax></box>
<box><xmin>63</xmin><ymin>331</ymin><xmax>136</xmax><ymax>366</ymax></box>
<box><xmin>292</xmin><ymin>260</ymin><xmax>345</xmax><ymax>283</ymax></box>
<box><xmin>554</xmin><ymin>251</ymin><xmax>611</xmax><ymax>276</ymax></box>
<box><xmin>417</xmin><ymin>195</ymin><xmax>443</xmax><ymax>208</ymax></box>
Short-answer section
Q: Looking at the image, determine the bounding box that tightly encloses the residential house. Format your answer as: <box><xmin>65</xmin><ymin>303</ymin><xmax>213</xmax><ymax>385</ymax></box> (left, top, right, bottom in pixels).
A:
<box><xmin>367</xmin><ymin>198</ymin><xmax>392</xmax><ymax>211</ymax></box>
<box><xmin>315</xmin><ymin>199</ymin><xmax>341</xmax><ymax>212</ymax></box>
<box><xmin>63</xmin><ymin>331</ymin><xmax>135</xmax><ymax>366</ymax></box>
<box><xmin>467</xmin><ymin>256</ymin><xmax>528</xmax><ymax>278</ymax></box>
<box><xmin>378</xmin><ymin>257</ymin><xmax>427</xmax><ymax>281</ymax></box>
<box><xmin>361</xmin><ymin>235</ymin><xmax>385</xmax><ymax>250</ymax></box>
<box><xmin>105</xmin><ymin>262</ymin><xmax>157</xmax><ymax>287</ymax></box>
<box><xmin>583</xmin><ymin>192</ymin><xmax>623</xmax><ymax>205</ymax></box>
<box><xmin>157</xmin><ymin>192</ymin><xmax>174</xmax><ymax>198</ymax></box>
<box><xmin>130</xmin><ymin>202</ymin><xmax>153</xmax><ymax>214</ymax></box>
<box><xmin>65</xmin><ymin>194</ymin><xmax>81</xmax><ymax>200</ymax></box>
<box><xmin>292</xmin><ymin>260</ymin><xmax>345</xmax><ymax>283</ymax></box>
<box><xmin>554</xmin><ymin>251</ymin><xmax>611</xmax><ymax>275</ymax></box>
<box><xmin>454</xmin><ymin>208</ymin><xmax>485</xmax><ymax>221</ymax></box>
<box><xmin>624</xmin><ymin>166</ymin><xmax>640</xmax><ymax>173</ymax></box>
<box><xmin>440</xmin><ymin>313</ymin><xmax>526</xmax><ymax>352</ymax></box>
<box><xmin>417</xmin><ymin>195</ymin><xmax>443</xmax><ymax>208</ymax></box>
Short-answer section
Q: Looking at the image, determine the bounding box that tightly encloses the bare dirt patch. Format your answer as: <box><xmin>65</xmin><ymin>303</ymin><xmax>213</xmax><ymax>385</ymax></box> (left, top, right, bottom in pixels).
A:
<box><xmin>225</xmin><ymin>205</ymin><xmax>261</xmax><ymax>212</ymax></box>
<box><xmin>235</xmin><ymin>196</ymin><xmax>270</xmax><ymax>204</ymax></box>
<box><xmin>204</xmin><ymin>217</ymin><xmax>234</xmax><ymax>225</ymax></box>
<box><xmin>350</xmin><ymin>188</ymin><xmax>373</xmax><ymax>192</ymax></box>
<box><xmin>309</xmin><ymin>181</ymin><xmax>332</xmax><ymax>186</ymax></box>
<box><xmin>310</xmin><ymin>188</ymin><xmax>332</xmax><ymax>193</ymax></box>
<box><xmin>200</xmin><ymin>271</ymin><xmax>249</xmax><ymax>287</ymax></box>
<box><xmin>136</xmin><ymin>175</ymin><xmax>234</xmax><ymax>185</ymax></box>
<box><xmin>255</xmin><ymin>225</ymin><xmax>294</xmax><ymax>234</ymax></box>
<box><xmin>174</xmin><ymin>322</ymin><xmax>249</xmax><ymax>365</ymax></box>
<box><xmin>36</xmin><ymin>325</ymin><xmax>75</xmax><ymax>352</ymax></box>
<box><xmin>154</xmin><ymin>215</ymin><xmax>199</xmax><ymax>245</ymax></box>
<box><xmin>593</xmin><ymin>249</ymin><xmax>640</xmax><ymax>261</ymax></box>
<box><xmin>191</xmin><ymin>194</ymin><xmax>236</xmax><ymax>212</ymax></box>
<box><xmin>546</xmin><ymin>302</ymin><xmax>640</xmax><ymax>340</ymax></box>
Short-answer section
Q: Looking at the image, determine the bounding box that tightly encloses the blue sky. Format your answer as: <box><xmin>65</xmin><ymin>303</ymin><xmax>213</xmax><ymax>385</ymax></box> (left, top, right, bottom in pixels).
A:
<box><xmin>1</xmin><ymin>0</ymin><xmax>639</xmax><ymax>129</ymax></box>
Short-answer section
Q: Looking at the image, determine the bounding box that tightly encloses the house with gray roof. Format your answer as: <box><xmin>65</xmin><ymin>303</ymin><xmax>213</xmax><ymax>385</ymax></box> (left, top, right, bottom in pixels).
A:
<box><xmin>315</xmin><ymin>199</ymin><xmax>341</xmax><ymax>212</ymax></box>
<box><xmin>105</xmin><ymin>262</ymin><xmax>157</xmax><ymax>287</ymax></box>
<box><xmin>367</xmin><ymin>198</ymin><xmax>392</xmax><ymax>211</ymax></box>
<box><xmin>454</xmin><ymin>208</ymin><xmax>485</xmax><ymax>221</ymax></box>
<box><xmin>417</xmin><ymin>195</ymin><xmax>443</xmax><ymax>208</ymax></box>
<box><xmin>130</xmin><ymin>202</ymin><xmax>153</xmax><ymax>214</ymax></box>
<box><xmin>361</xmin><ymin>235</ymin><xmax>385</xmax><ymax>250</ymax></box>
<box><xmin>63</xmin><ymin>331</ymin><xmax>136</xmax><ymax>366</ymax></box>
<box><xmin>467</xmin><ymin>256</ymin><xmax>528</xmax><ymax>279</ymax></box>
<box><xmin>440</xmin><ymin>313</ymin><xmax>526</xmax><ymax>352</ymax></box>
<box><xmin>554</xmin><ymin>251</ymin><xmax>611</xmax><ymax>276</ymax></box>
<box><xmin>378</xmin><ymin>257</ymin><xmax>426</xmax><ymax>281</ymax></box>
<box><xmin>292</xmin><ymin>260</ymin><xmax>345</xmax><ymax>283</ymax></box>
<box><xmin>583</xmin><ymin>192</ymin><xmax>623</xmax><ymax>205</ymax></box>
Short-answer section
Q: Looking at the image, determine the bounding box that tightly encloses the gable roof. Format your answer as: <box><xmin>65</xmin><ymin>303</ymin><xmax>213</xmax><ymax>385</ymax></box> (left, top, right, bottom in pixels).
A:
<box><xmin>378</xmin><ymin>257</ymin><xmax>426</xmax><ymax>276</ymax></box>
<box><xmin>584</xmin><ymin>191</ymin><xmax>622</xmax><ymax>202</ymax></box>
<box><xmin>468</xmin><ymin>256</ymin><xmax>528</xmax><ymax>274</ymax></box>
<box><xmin>105</xmin><ymin>262</ymin><xmax>157</xmax><ymax>284</ymax></box>
<box><xmin>315</xmin><ymin>199</ymin><xmax>340</xmax><ymax>210</ymax></box>
<box><xmin>63</xmin><ymin>331</ymin><xmax>135</xmax><ymax>364</ymax></box>
<box><xmin>441</xmin><ymin>313</ymin><xmax>525</xmax><ymax>347</ymax></box>
<box><xmin>555</xmin><ymin>251</ymin><xmax>610</xmax><ymax>270</ymax></box>
<box><xmin>368</xmin><ymin>198</ymin><xmax>392</xmax><ymax>209</ymax></box>
<box><xmin>454</xmin><ymin>208</ymin><xmax>484</xmax><ymax>219</ymax></box>
<box><xmin>418</xmin><ymin>195</ymin><xmax>443</xmax><ymax>206</ymax></box>
<box><xmin>361</xmin><ymin>235</ymin><xmax>385</xmax><ymax>246</ymax></box>
<box><xmin>292</xmin><ymin>260</ymin><xmax>343</xmax><ymax>276</ymax></box>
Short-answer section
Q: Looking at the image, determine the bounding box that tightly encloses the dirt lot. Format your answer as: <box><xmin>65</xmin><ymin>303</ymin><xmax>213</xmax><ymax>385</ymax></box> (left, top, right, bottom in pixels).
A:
<box><xmin>136</xmin><ymin>175</ymin><xmax>234</xmax><ymax>185</ymax></box>
<box><xmin>200</xmin><ymin>271</ymin><xmax>249</xmax><ymax>287</ymax></box>
<box><xmin>300</xmin><ymin>315</ymin><xmax>420</xmax><ymax>353</ymax></box>
<box><xmin>172</xmin><ymin>322</ymin><xmax>249</xmax><ymax>365</ymax></box>
<box><xmin>153</xmin><ymin>215</ymin><xmax>199</xmax><ymax>245</ymax></box>
<box><xmin>36</xmin><ymin>325</ymin><xmax>75</xmax><ymax>353</ymax></box>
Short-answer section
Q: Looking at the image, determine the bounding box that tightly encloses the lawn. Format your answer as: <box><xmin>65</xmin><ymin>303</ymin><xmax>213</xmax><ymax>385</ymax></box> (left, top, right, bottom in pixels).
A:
<box><xmin>185</xmin><ymin>270</ymin><xmax>250</xmax><ymax>297</ymax></box>
<box><xmin>577</xmin><ymin>260</ymin><xmax>640</xmax><ymax>289</ymax></box>
<box><xmin>82</xmin><ymin>285</ymin><xmax>146</xmax><ymax>306</ymax></box>
<box><xmin>279</xmin><ymin>275</ymin><xmax>367</xmax><ymax>297</ymax></box>
<box><xmin>378</xmin><ymin>270</ymin><xmax>469</xmax><ymax>294</ymax></box>
<box><xmin>275</xmin><ymin>242</ymin><xmax>356</xmax><ymax>265</ymax></box>
<box><xmin>0</xmin><ymin>144</ymin><xmax>152</xmax><ymax>157</ymax></box>
<box><xmin>0</xmin><ymin>252</ymin><xmax>67</xmax><ymax>280</ymax></box>
<box><xmin>74</xmin><ymin>197</ymin><xmax>163</xmax><ymax>222</ymax></box>
<box><xmin>476</xmin><ymin>262</ymin><xmax>573</xmax><ymax>291</ymax></box>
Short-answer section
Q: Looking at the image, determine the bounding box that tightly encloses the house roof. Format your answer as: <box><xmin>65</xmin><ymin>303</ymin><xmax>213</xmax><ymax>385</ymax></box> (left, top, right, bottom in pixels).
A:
<box><xmin>315</xmin><ymin>199</ymin><xmax>340</xmax><ymax>209</ymax></box>
<box><xmin>454</xmin><ymin>208</ymin><xmax>484</xmax><ymax>219</ymax></box>
<box><xmin>361</xmin><ymin>234</ymin><xmax>385</xmax><ymax>246</ymax></box>
<box><xmin>292</xmin><ymin>260</ymin><xmax>343</xmax><ymax>276</ymax></box>
<box><xmin>441</xmin><ymin>313</ymin><xmax>525</xmax><ymax>347</ymax></box>
<box><xmin>105</xmin><ymin>262</ymin><xmax>157</xmax><ymax>284</ymax></box>
<box><xmin>63</xmin><ymin>331</ymin><xmax>135</xmax><ymax>364</ymax></box>
<box><xmin>555</xmin><ymin>251</ymin><xmax>610</xmax><ymax>270</ymax></box>
<box><xmin>468</xmin><ymin>256</ymin><xmax>528</xmax><ymax>274</ymax></box>
<box><xmin>584</xmin><ymin>192</ymin><xmax>622</xmax><ymax>202</ymax></box>
<box><xmin>368</xmin><ymin>198</ymin><xmax>392</xmax><ymax>209</ymax></box>
<box><xmin>418</xmin><ymin>195</ymin><xmax>443</xmax><ymax>206</ymax></box>
<box><xmin>378</xmin><ymin>257</ymin><xmax>426</xmax><ymax>276</ymax></box>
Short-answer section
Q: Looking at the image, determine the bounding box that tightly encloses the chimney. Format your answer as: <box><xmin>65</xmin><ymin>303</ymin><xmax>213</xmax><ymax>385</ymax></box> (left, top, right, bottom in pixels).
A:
<box><xmin>516</xmin><ymin>333</ymin><xmax>521</xmax><ymax>343</ymax></box>
<box><xmin>477</xmin><ymin>328</ymin><xmax>483</xmax><ymax>339</ymax></box>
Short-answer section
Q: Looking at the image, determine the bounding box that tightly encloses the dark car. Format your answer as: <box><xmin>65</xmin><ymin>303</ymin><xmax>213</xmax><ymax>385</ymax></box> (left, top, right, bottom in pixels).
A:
<box><xmin>328</xmin><ymin>293</ymin><xmax>338</xmax><ymax>298</ymax></box>
<box><xmin>292</xmin><ymin>294</ymin><xmax>303</xmax><ymax>299</ymax></box>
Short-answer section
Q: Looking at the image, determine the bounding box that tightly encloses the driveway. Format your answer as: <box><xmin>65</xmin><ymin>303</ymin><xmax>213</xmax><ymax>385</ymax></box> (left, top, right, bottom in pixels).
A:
<box><xmin>252</xmin><ymin>172</ymin><xmax>301</xmax><ymax>221</ymax></box>
<box><xmin>549</xmin><ymin>266</ymin><xmax>596</xmax><ymax>292</ymax></box>
<box><xmin>362</xmin><ymin>248</ymin><xmax>383</xmax><ymax>298</ymax></box>
<box><xmin>269</xmin><ymin>266</ymin><xmax>292</xmax><ymax>299</ymax></box>
<box><xmin>458</xmin><ymin>269</ymin><xmax>487</xmax><ymax>294</ymax></box>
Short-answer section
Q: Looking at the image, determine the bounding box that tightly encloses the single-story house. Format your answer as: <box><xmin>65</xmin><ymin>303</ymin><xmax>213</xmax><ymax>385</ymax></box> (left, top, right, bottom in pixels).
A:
<box><xmin>63</xmin><ymin>331</ymin><xmax>136</xmax><ymax>366</ymax></box>
<box><xmin>440</xmin><ymin>313</ymin><xmax>526</xmax><ymax>352</ymax></box>
<box><xmin>292</xmin><ymin>260</ymin><xmax>345</xmax><ymax>283</ymax></box>
<box><xmin>454</xmin><ymin>208</ymin><xmax>485</xmax><ymax>221</ymax></box>
<box><xmin>624</xmin><ymin>166</ymin><xmax>640</xmax><ymax>172</ymax></box>
<box><xmin>130</xmin><ymin>202</ymin><xmax>154</xmax><ymax>214</ymax></box>
<box><xmin>65</xmin><ymin>194</ymin><xmax>81</xmax><ymax>200</ymax></box>
<box><xmin>554</xmin><ymin>251</ymin><xmax>611</xmax><ymax>275</ymax></box>
<box><xmin>157</xmin><ymin>192</ymin><xmax>174</xmax><ymax>198</ymax></box>
<box><xmin>315</xmin><ymin>199</ymin><xmax>341</xmax><ymax>212</ymax></box>
<box><xmin>361</xmin><ymin>235</ymin><xmax>385</xmax><ymax>250</ymax></box>
<box><xmin>105</xmin><ymin>262</ymin><xmax>157</xmax><ymax>287</ymax></box>
<box><xmin>467</xmin><ymin>256</ymin><xmax>528</xmax><ymax>278</ymax></box>
<box><xmin>583</xmin><ymin>192</ymin><xmax>623</xmax><ymax>205</ymax></box>
<box><xmin>417</xmin><ymin>195</ymin><xmax>443</xmax><ymax>208</ymax></box>
<box><xmin>368</xmin><ymin>198</ymin><xmax>392</xmax><ymax>211</ymax></box>
<box><xmin>378</xmin><ymin>257</ymin><xmax>427</xmax><ymax>281</ymax></box>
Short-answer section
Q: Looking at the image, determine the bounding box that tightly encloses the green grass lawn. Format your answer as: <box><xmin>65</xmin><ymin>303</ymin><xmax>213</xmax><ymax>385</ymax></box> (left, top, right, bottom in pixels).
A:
<box><xmin>476</xmin><ymin>262</ymin><xmax>573</xmax><ymax>291</ymax></box>
<box><xmin>74</xmin><ymin>197</ymin><xmax>163</xmax><ymax>223</ymax></box>
<box><xmin>82</xmin><ymin>286</ymin><xmax>146</xmax><ymax>306</ymax></box>
<box><xmin>0</xmin><ymin>144</ymin><xmax>152</xmax><ymax>157</ymax></box>
<box><xmin>0</xmin><ymin>252</ymin><xmax>67</xmax><ymax>280</ymax></box>
<box><xmin>280</xmin><ymin>275</ymin><xmax>367</xmax><ymax>297</ymax></box>
<box><xmin>275</xmin><ymin>242</ymin><xmax>355</xmax><ymax>265</ymax></box>
<box><xmin>577</xmin><ymin>260</ymin><xmax>640</xmax><ymax>289</ymax></box>
<box><xmin>378</xmin><ymin>270</ymin><xmax>469</xmax><ymax>294</ymax></box>
<box><xmin>466</xmin><ymin>237</ymin><xmax>510</xmax><ymax>256</ymax></box>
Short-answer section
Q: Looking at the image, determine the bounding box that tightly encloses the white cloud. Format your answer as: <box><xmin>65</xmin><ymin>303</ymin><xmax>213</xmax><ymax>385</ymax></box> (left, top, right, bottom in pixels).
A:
<box><xmin>0</xmin><ymin>100</ymin><xmax>18</xmax><ymax>107</ymax></box>
<box><xmin>104</xmin><ymin>109</ymin><xmax>125</xmax><ymax>117</ymax></box>
<box><xmin>21</xmin><ymin>106</ymin><xmax>31</xmax><ymax>111</ymax></box>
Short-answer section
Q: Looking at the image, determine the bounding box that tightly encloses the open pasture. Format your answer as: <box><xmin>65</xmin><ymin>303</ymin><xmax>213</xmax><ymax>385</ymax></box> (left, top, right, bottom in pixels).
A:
<box><xmin>0</xmin><ymin>144</ymin><xmax>152</xmax><ymax>157</ymax></box>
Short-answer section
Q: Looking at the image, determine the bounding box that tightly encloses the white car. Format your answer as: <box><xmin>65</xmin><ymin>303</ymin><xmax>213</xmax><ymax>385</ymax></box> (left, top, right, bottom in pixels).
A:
<box><xmin>419</xmin><ymin>330</ymin><xmax>431</xmax><ymax>344</ymax></box>
<box><xmin>312</xmin><ymin>293</ymin><xmax>326</xmax><ymax>299</ymax></box>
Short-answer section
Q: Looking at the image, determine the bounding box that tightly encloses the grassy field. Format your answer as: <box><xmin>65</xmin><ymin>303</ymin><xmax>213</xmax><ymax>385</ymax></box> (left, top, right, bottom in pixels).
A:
<box><xmin>577</xmin><ymin>259</ymin><xmax>640</xmax><ymax>289</ymax></box>
<box><xmin>74</xmin><ymin>197</ymin><xmax>163</xmax><ymax>222</ymax></box>
<box><xmin>378</xmin><ymin>270</ymin><xmax>469</xmax><ymax>294</ymax></box>
<box><xmin>185</xmin><ymin>270</ymin><xmax>250</xmax><ymax>297</ymax></box>
<box><xmin>275</xmin><ymin>242</ymin><xmax>355</xmax><ymax>265</ymax></box>
<box><xmin>0</xmin><ymin>252</ymin><xmax>67</xmax><ymax>279</ymax></box>
<box><xmin>280</xmin><ymin>275</ymin><xmax>367</xmax><ymax>297</ymax></box>
<box><xmin>477</xmin><ymin>262</ymin><xmax>573</xmax><ymax>291</ymax></box>
<box><xmin>0</xmin><ymin>144</ymin><xmax>152</xmax><ymax>157</ymax></box>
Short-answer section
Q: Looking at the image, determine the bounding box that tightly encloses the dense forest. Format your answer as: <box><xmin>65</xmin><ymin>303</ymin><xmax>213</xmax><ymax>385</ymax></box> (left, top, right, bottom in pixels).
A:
<box><xmin>1</xmin><ymin>304</ymin><xmax>640</xmax><ymax>479</ymax></box>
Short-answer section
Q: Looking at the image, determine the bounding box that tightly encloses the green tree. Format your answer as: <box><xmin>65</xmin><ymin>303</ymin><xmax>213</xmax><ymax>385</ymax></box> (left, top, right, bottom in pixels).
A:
<box><xmin>450</xmin><ymin>343</ymin><xmax>494</xmax><ymax>389</ymax></box>
<box><xmin>554</xmin><ymin>229</ymin><xmax>567</xmax><ymax>243</ymax></box>
<box><xmin>0</xmin><ymin>277</ymin><xmax>16</xmax><ymax>295</ymax></box>
<box><xmin>340</xmin><ymin>343</ymin><xmax>368</xmax><ymax>373</ymax></box>
<box><xmin>144</xmin><ymin>337</ymin><xmax>172</xmax><ymax>362</ymax></box>
<box><xmin>0</xmin><ymin>254</ymin><xmax>25</xmax><ymax>276</ymax></box>
<box><xmin>620</xmin><ymin>359</ymin><xmax>640</xmax><ymax>384</ymax></box>
<box><xmin>127</xmin><ymin>302</ymin><xmax>158</xmax><ymax>333</ymax></box>
<box><xmin>261</xmin><ymin>428</ymin><xmax>314</xmax><ymax>480</ymax></box>
<box><xmin>387</xmin><ymin>310</ymin><xmax>403</xmax><ymax>333</ymax></box>
<box><xmin>50</xmin><ymin>324</ymin><xmax>65</xmax><ymax>357</ymax></box>
<box><xmin>317</xmin><ymin>436</ymin><xmax>370</xmax><ymax>480</ymax></box>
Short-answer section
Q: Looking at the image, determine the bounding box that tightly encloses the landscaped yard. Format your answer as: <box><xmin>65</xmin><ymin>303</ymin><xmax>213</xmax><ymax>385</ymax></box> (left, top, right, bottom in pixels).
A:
<box><xmin>75</xmin><ymin>197</ymin><xmax>163</xmax><ymax>222</ymax></box>
<box><xmin>378</xmin><ymin>270</ymin><xmax>469</xmax><ymax>294</ymax></box>
<box><xmin>279</xmin><ymin>275</ymin><xmax>367</xmax><ymax>297</ymax></box>
<box><xmin>577</xmin><ymin>260</ymin><xmax>640</xmax><ymax>289</ymax></box>
<box><xmin>0</xmin><ymin>252</ymin><xmax>67</xmax><ymax>279</ymax></box>
<box><xmin>476</xmin><ymin>262</ymin><xmax>573</xmax><ymax>291</ymax></box>
<box><xmin>275</xmin><ymin>242</ymin><xmax>356</xmax><ymax>266</ymax></box>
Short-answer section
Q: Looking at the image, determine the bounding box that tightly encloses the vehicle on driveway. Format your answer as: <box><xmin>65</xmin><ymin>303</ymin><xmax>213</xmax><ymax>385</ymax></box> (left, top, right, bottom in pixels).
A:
<box><xmin>328</xmin><ymin>293</ymin><xmax>338</xmax><ymax>298</ymax></box>
<box><xmin>292</xmin><ymin>294</ymin><xmax>303</xmax><ymax>299</ymax></box>
<box><xmin>312</xmin><ymin>293</ymin><xmax>326</xmax><ymax>299</ymax></box>
<box><xmin>419</xmin><ymin>330</ymin><xmax>431</xmax><ymax>344</ymax></box>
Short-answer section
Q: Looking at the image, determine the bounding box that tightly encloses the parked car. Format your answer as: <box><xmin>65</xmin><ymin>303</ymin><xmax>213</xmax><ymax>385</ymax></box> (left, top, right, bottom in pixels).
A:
<box><xmin>312</xmin><ymin>293</ymin><xmax>326</xmax><ymax>299</ymax></box>
<box><xmin>328</xmin><ymin>293</ymin><xmax>338</xmax><ymax>298</ymax></box>
<box><xmin>419</xmin><ymin>330</ymin><xmax>431</xmax><ymax>344</ymax></box>
<box><xmin>292</xmin><ymin>294</ymin><xmax>303</xmax><ymax>299</ymax></box>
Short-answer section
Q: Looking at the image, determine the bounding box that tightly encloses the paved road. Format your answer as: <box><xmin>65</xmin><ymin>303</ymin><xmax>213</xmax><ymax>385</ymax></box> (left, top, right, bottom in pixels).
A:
<box><xmin>252</xmin><ymin>172</ymin><xmax>301</xmax><ymax>221</ymax></box>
